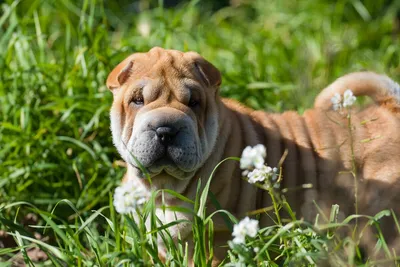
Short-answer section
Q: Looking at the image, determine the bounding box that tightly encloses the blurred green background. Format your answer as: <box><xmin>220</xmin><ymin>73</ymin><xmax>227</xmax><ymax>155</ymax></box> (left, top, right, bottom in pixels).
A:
<box><xmin>0</xmin><ymin>0</ymin><xmax>399</xmax><ymax>218</ymax></box>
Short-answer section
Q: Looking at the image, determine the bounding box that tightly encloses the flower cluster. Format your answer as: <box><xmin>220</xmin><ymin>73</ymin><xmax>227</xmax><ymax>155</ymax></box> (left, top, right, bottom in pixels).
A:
<box><xmin>331</xmin><ymin>89</ymin><xmax>357</xmax><ymax>111</ymax></box>
<box><xmin>247</xmin><ymin>165</ymin><xmax>278</xmax><ymax>185</ymax></box>
<box><xmin>113</xmin><ymin>179</ymin><xmax>149</xmax><ymax>214</ymax></box>
<box><xmin>240</xmin><ymin>144</ymin><xmax>279</xmax><ymax>188</ymax></box>
<box><xmin>240</xmin><ymin>144</ymin><xmax>266</xmax><ymax>170</ymax></box>
<box><xmin>232</xmin><ymin>217</ymin><xmax>259</xmax><ymax>244</ymax></box>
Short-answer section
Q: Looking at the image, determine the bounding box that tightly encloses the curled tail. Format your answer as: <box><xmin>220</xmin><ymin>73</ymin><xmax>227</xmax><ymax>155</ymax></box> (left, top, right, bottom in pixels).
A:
<box><xmin>314</xmin><ymin>72</ymin><xmax>400</xmax><ymax>112</ymax></box>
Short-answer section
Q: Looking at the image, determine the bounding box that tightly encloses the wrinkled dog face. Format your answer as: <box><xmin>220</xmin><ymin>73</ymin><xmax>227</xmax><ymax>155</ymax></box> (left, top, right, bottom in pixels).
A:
<box><xmin>107</xmin><ymin>47</ymin><xmax>221</xmax><ymax>182</ymax></box>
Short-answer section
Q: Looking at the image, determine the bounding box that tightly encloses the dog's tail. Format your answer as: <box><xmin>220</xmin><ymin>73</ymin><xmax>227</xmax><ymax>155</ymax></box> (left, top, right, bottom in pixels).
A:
<box><xmin>314</xmin><ymin>72</ymin><xmax>400</xmax><ymax>112</ymax></box>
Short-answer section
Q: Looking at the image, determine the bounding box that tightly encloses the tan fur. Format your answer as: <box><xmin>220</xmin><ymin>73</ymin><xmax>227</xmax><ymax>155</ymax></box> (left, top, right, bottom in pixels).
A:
<box><xmin>315</xmin><ymin>71</ymin><xmax>400</xmax><ymax>112</ymax></box>
<box><xmin>107</xmin><ymin>48</ymin><xmax>400</xmax><ymax>265</ymax></box>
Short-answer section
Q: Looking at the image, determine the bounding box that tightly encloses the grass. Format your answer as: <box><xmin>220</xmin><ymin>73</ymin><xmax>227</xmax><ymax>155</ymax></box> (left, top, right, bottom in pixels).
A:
<box><xmin>1</xmin><ymin>0</ymin><xmax>400</xmax><ymax>265</ymax></box>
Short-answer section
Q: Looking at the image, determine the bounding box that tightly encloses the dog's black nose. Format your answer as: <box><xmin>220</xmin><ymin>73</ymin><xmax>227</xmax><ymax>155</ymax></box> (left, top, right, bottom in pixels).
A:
<box><xmin>156</xmin><ymin>126</ymin><xmax>178</xmax><ymax>145</ymax></box>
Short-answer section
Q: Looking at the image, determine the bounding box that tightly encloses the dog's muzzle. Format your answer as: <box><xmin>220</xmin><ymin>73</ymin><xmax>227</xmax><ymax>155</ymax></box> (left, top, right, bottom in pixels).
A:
<box><xmin>127</xmin><ymin>108</ymin><xmax>201</xmax><ymax>178</ymax></box>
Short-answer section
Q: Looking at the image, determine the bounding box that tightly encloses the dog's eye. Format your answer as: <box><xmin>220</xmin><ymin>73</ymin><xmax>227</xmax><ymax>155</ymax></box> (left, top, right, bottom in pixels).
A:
<box><xmin>132</xmin><ymin>96</ymin><xmax>144</xmax><ymax>106</ymax></box>
<box><xmin>188</xmin><ymin>98</ymin><xmax>199</xmax><ymax>108</ymax></box>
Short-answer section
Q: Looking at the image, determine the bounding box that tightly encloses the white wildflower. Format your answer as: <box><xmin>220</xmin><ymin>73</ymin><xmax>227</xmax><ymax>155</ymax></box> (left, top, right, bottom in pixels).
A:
<box><xmin>330</xmin><ymin>93</ymin><xmax>342</xmax><ymax>111</ymax></box>
<box><xmin>247</xmin><ymin>166</ymin><xmax>279</xmax><ymax>186</ymax></box>
<box><xmin>113</xmin><ymin>179</ymin><xmax>149</xmax><ymax>214</ymax></box>
<box><xmin>247</xmin><ymin>165</ymin><xmax>273</xmax><ymax>184</ymax></box>
<box><xmin>232</xmin><ymin>217</ymin><xmax>259</xmax><ymax>244</ymax></box>
<box><xmin>240</xmin><ymin>144</ymin><xmax>266</xmax><ymax>170</ymax></box>
<box><xmin>331</xmin><ymin>89</ymin><xmax>357</xmax><ymax>111</ymax></box>
<box><xmin>254</xmin><ymin>247</ymin><xmax>260</xmax><ymax>253</ymax></box>
<box><xmin>137</xmin><ymin>20</ymin><xmax>151</xmax><ymax>37</ymax></box>
<box><xmin>343</xmin><ymin>89</ymin><xmax>357</xmax><ymax>107</ymax></box>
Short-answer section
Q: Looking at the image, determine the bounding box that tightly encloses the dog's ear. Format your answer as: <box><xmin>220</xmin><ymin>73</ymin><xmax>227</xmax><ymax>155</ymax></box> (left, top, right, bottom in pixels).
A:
<box><xmin>106</xmin><ymin>55</ymin><xmax>135</xmax><ymax>93</ymax></box>
<box><xmin>187</xmin><ymin>52</ymin><xmax>221</xmax><ymax>89</ymax></box>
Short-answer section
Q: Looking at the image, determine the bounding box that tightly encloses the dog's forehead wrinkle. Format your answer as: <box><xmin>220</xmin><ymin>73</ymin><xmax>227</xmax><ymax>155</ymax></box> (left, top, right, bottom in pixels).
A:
<box><xmin>143</xmin><ymin>82</ymin><xmax>161</xmax><ymax>102</ymax></box>
<box><xmin>125</xmin><ymin>80</ymin><xmax>147</xmax><ymax>94</ymax></box>
<box><xmin>128</xmin><ymin>49</ymin><xmax>206</xmax><ymax>86</ymax></box>
<box><xmin>146</xmin><ymin>51</ymin><xmax>190</xmax><ymax>77</ymax></box>
<box><xmin>133</xmin><ymin>56</ymin><xmax>200</xmax><ymax>92</ymax></box>
<box><xmin>137</xmin><ymin>79</ymin><xmax>148</xmax><ymax>88</ymax></box>
<box><xmin>151</xmin><ymin>76</ymin><xmax>189</xmax><ymax>104</ymax></box>
<box><xmin>185</xmin><ymin>83</ymin><xmax>205</xmax><ymax>100</ymax></box>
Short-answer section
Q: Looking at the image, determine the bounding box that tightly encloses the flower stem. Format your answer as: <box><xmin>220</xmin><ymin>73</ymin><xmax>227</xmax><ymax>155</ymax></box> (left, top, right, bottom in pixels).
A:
<box><xmin>347</xmin><ymin>111</ymin><xmax>358</xmax><ymax>221</ymax></box>
<box><xmin>268</xmin><ymin>189</ymin><xmax>282</xmax><ymax>226</ymax></box>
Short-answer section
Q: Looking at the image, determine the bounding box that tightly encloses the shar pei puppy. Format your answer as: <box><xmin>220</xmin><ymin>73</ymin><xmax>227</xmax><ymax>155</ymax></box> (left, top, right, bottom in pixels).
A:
<box><xmin>106</xmin><ymin>47</ymin><xmax>400</xmax><ymax>264</ymax></box>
